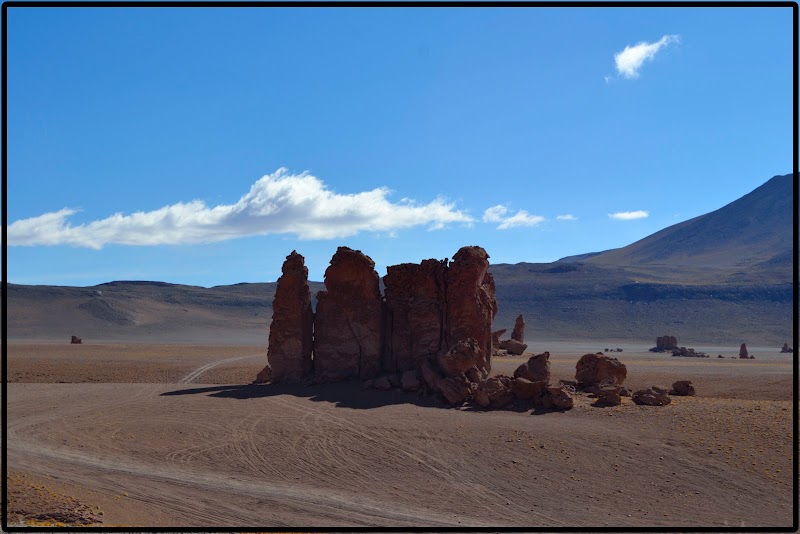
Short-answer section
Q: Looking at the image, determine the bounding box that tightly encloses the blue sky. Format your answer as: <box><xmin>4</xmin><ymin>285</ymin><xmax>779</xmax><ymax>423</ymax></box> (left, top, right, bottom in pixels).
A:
<box><xmin>6</xmin><ymin>6</ymin><xmax>794</xmax><ymax>286</ymax></box>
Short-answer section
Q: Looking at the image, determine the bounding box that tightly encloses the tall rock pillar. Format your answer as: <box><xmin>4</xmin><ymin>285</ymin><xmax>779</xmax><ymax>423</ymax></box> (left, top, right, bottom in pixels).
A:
<box><xmin>314</xmin><ymin>247</ymin><xmax>383</xmax><ymax>381</ymax></box>
<box><xmin>265</xmin><ymin>251</ymin><xmax>314</xmax><ymax>382</ymax></box>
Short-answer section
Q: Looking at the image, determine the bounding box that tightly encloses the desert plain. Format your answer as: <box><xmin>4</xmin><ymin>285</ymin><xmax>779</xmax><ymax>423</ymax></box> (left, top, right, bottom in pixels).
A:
<box><xmin>5</xmin><ymin>338</ymin><xmax>794</xmax><ymax>528</ymax></box>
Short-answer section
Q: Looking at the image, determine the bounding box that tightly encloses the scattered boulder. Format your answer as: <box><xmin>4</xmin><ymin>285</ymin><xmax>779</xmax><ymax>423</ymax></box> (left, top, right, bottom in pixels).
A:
<box><xmin>510</xmin><ymin>377</ymin><xmax>546</xmax><ymax>400</ymax></box>
<box><xmin>511</xmin><ymin>314</ymin><xmax>525</xmax><ymax>342</ymax></box>
<box><xmin>373</xmin><ymin>376</ymin><xmax>393</xmax><ymax>390</ymax></box>
<box><xmin>437</xmin><ymin>375</ymin><xmax>473</xmax><ymax>406</ymax></box>
<box><xmin>739</xmin><ymin>343</ymin><xmax>749</xmax><ymax>359</ymax></box>
<box><xmin>513</xmin><ymin>352</ymin><xmax>550</xmax><ymax>384</ymax></box>
<box><xmin>618</xmin><ymin>387</ymin><xmax>630</xmax><ymax>397</ymax></box>
<box><xmin>780</xmin><ymin>343</ymin><xmax>792</xmax><ymax>353</ymax></box>
<box><xmin>717</xmin><ymin>354</ymin><xmax>724</xmax><ymax>358</ymax></box>
<box><xmin>669</xmin><ymin>380</ymin><xmax>695</xmax><ymax>396</ymax></box>
<box><xmin>475</xmin><ymin>376</ymin><xmax>514</xmax><ymax>409</ymax></box>
<box><xmin>253</xmin><ymin>363</ymin><xmax>272</xmax><ymax>384</ymax></box>
<box><xmin>70</xmin><ymin>336</ymin><xmax>82</xmax><ymax>344</ymax></box>
<box><xmin>575</xmin><ymin>353</ymin><xmax>627</xmax><ymax>387</ymax></box>
<box><xmin>594</xmin><ymin>385</ymin><xmax>622</xmax><ymax>406</ymax></box>
<box><xmin>314</xmin><ymin>247</ymin><xmax>383</xmax><ymax>382</ymax></box>
<box><xmin>632</xmin><ymin>386</ymin><xmax>671</xmax><ymax>406</ymax></box>
<box><xmin>438</xmin><ymin>338</ymin><xmax>482</xmax><ymax>377</ymax></box>
<box><xmin>266</xmin><ymin>251</ymin><xmax>314</xmax><ymax>382</ymax></box>
<box><xmin>400</xmin><ymin>370</ymin><xmax>421</xmax><ymax>392</ymax></box>
<box><xmin>546</xmin><ymin>385</ymin><xmax>574</xmax><ymax>410</ymax></box>
<box><xmin>498</xmin><ymin>339</ymin><xmax>527</xmax><ymax>356</ymax></box>
<box><xmin>420</xmin><ymin>360</ymin><xmax>442</xmax><ymax>391</ymax></box>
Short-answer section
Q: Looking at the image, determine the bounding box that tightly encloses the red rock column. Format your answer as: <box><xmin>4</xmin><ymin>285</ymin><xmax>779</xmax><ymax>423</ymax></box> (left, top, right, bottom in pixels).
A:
<box><xmin>314</xmin><ymin>247</ymin><xmax>383</xmax><ymax>381</ymax></box>
<box><xmin>266</xmin><ymin>251</ymin><xmax>314</xmax><ymax>382</ymax></box>
<box><xmin>444</xmin><ymin>246</ymin><xmax>497</xmax><ymax>375</ymax></box>
<box><xmin>383</xmin><ymin>258</ymin><xmax>448</xmax><ymax>373</ymax></box>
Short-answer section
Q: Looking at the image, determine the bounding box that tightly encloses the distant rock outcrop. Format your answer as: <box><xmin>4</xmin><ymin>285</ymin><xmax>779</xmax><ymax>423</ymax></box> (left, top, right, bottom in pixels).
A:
<box><xmin>739</xmin><ymin>343</ymin><xmax>749</xmax><ymax>359</ymax></box>
<box><xmin>511</xmin><ymin>314</ymin><xmax>525</xmax><ymax>342</ymax></box>
<box><xmin>780</xmin><ymin>343</ymin><xmax>792</xmax><ymax>353</ymax></box>
<box><xmin>575</xmin><ymin>353</ymin><xmax>627</xmax><ymax>387</ymax></box>
<box><xmin>650</xmin><ymin>335</ymin><xmax>678</xmax><ymax>352</ymax></box>
<box><xmin>70</xmin><ymin>335</ymin><xmax>82</xmax><ymax>344</ymax></box>
<box><xmin>266</xmin><ymin>251</ymin><xmax>314</xmax><ymax>382</ymax></box>
<box><xmin>498</xmin><ymin>338</ymin><xmax>527</xmax><ymax>355</ymax></box>
<box><xmin>314</xmin><ymin>247</ymin><xmax>383</xmax><ymax>382</ymax></box>
<box><xmin>671</xmin><ymin>346</ymin><xmax>709</xmax><ymax>358</ymax></box>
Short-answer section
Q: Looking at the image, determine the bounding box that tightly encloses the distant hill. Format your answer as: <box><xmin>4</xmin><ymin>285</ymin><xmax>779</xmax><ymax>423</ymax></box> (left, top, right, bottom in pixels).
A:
<box><xmin>6</xmin><ymin>172</ymin><xmax>793</xmax><ymax>346</ymax></box>
<box><xmin>488</xmin><ymin>172</ymin><xmax>793</xmax><ymax>344</ymax></box>
<box><xmin>585</xmin><ymin>173</ymin><xmax>793</xmax><ymax>284</ymax></box>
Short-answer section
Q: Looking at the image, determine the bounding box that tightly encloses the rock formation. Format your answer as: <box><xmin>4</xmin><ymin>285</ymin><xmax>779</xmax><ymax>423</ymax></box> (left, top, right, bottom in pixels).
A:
<box><xmin>671</xmin><ymin>346</ymin><xmax>708</xmax><ymax>358</ymax></box>
<box><xmin>513</xmin><ymin>352</ymin><xmax>550</xmax><ymax>384</ymax></box>
<box><xmin>444</xmin><ymin>246</ymin><xmax>497</xmax><ymax>376</ymax></box>
<box><xmin>382</xmin><ymin>259</ymin><xmax>447</xmax><ymax>373</ymax></box>
<box><xmin>650</xmin><ymin>335</ymin><xmax>677</xmax><ymax>352</ymax></box>
<box><xmin>632</xmin><ymin>386</ymin><xmax>671</xmax><ymax>406</ymax></box>
<box><xmin>780</xmin><ymin>343</ymin><xmax>792</xmax><ymax>353</ymax></box>
<box><xmin>258</xmin><ymin>244</ymin><xmax>579</xmax><ymax>413</ymax></box>
<box><xmin>254</xmin><ymin>364</ymin><xmax>272</xmax><ymax>384</ymax></box>
<box><xmin>437</xmin><ymin>338</ymin><xmax>482</xmax><ymax>377</ymax></box>
<box><xmin>511</xmin><ymin>314</ymin><xmax>525</xmax><ymax>342</ymax></box>
<box><xmin>669</xmin><ymin>380</ymin><xmax>695</xmax><ymax>396</ymax></box>
<box><xmin>70</xmin><ymin>336</ymin><xmax>82</xmax><ymax>344</ymax></box>
<box><xmin>266</xmin><ymin>251</ymin><xmax>314</xmax><ymax>382</ymax></box>
<box><xmin>739</xmin><ymin>343</ymin><xmax>749</xmax><ymax>359</ymax></box>
<box><xmin>314</xmin><ymin>247</ymin><xmax>383</xmax><ymax>382</ymax></box>
<box><xmin>575</xmin><ymin>353</ymin><xmax>627</xmax><ymax>387</ymax></box>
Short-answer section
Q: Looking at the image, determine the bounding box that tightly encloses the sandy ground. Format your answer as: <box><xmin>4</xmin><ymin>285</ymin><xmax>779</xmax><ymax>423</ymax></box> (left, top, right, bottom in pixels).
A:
<box><xmin>5</xmin><ymin>340</ymin><xmax>795</xmax><ymax>528</ymax></box>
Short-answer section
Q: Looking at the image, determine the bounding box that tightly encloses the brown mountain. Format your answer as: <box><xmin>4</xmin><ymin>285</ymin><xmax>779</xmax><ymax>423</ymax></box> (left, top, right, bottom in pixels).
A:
<box><xmin>582</xmin><ymin>172</ymin><xmax>792</xmax><ymax>284</ymax></box>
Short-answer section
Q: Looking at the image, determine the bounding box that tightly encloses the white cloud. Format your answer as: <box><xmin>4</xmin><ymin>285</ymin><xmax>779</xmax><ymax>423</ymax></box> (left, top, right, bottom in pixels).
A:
<box><xmin>556</xmin><ymin>214</ymin><xmax>577</xmax><ymax>221</ymax></box>
<box><xmin>8</xmin><ymin>168</ymin><xmax>474</xmax><ymax>249</ymax></box>
<box><xmin>608</xmin><ymin>210</ymin><xmax>649</xmax><ymax>220</ymax></box>
<box><xmin>482</xmin><ymin>205</ymin><xmax>509</xmax><ymax>223</ymax></box>
<box><xmin>482</xmin><ymin>204</ymin><xmax>544</xmax><ymax>230</ymax></box>
<box><xmin>614</xmin><ymin>34</ymin><xmax>679</xmax><ymax>79</ymax></box>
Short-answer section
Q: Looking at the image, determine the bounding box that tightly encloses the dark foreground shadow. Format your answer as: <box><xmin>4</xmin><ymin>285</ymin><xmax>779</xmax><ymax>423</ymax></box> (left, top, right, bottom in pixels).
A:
<box><xmin>161</xmin><ymin>381</ymin><xmax>573</xmax><ymax>415</ymax></box>
<box><xmin>160</xmin><ymin>381</ymin><xmax>446</xmax><ymax>410</ymax></box>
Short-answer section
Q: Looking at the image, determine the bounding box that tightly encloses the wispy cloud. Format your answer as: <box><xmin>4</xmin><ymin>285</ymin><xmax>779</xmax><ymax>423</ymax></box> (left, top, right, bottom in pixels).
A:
<box><xmin>556</xmin><ymin>214</ymin><xmax>577</xmax><ymax>221</ymax></box>
<box><xmin>8</xmin><ymin>168</ymin><xmax>474</xmax><ymax>248</ymax></box>
<box><xmin>608</xmin><ymin>210</ymin><xmax>649</xmax><ymax>221</ymax></box>
<box><xmin>482</xmin><ymin>205</ymin><xmax>545</xmax><ymax>230</ymax></box>
<box><xmin>614</xmin><ymin>34</ymin><xmax>679</xmax><ymax>79</ymax></box>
